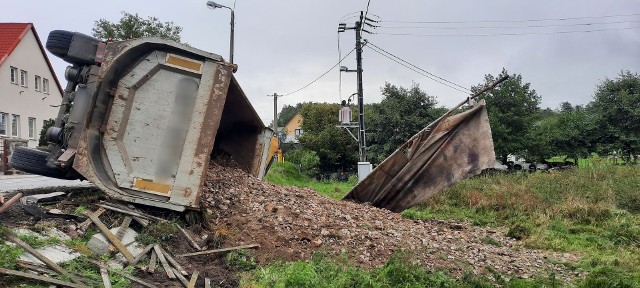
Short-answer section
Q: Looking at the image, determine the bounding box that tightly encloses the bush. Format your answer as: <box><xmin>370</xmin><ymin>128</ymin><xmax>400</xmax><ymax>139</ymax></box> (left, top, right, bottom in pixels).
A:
<box><xmin>506</xmin><ymin>223</ymin><xmax>532</xmax><ymax>240</ymax></box>
<box><xmin>286</xmin><ymin>149</ymin><xmax>320</xmax><ymax>177</ymax></box>
<box><xmin>38</xmin><ymin>118</ymin><xmax>55</xmax><ymax>147</ymax></box>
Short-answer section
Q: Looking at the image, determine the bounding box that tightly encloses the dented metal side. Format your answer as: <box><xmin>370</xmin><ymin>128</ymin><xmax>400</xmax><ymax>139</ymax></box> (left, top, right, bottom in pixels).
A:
<box><xmin>343</xmin><ymin>102</ymin><xmax>496</xmax><ymax>212</ymax></box>
<box><xmin>71</xmin><ymin>37</ymin><xmax>272</xmax><ymax>211</ymax></box>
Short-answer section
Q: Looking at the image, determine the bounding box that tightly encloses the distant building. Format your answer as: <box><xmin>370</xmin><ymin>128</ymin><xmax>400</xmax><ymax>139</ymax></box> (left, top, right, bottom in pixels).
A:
<box><xmin>282</xmin><ymin>112</ymin><xmax>303</xmax><ymax>143</ymax></box>
<box><xmin>0</xmin><ymin>23</ymin><xmax>63</xmax><ymax>147</ymax></box>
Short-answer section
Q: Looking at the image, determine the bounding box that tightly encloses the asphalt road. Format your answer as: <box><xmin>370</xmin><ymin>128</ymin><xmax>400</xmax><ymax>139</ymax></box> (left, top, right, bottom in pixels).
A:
<box><xmin>0</xmin><ymin>175</ymin><xmax>92</xmax><ymax>194</ymax></box>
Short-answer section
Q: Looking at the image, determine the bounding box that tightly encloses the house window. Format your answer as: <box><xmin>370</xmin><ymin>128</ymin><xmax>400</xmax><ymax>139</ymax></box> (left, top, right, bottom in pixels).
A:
<box><xmin>294</xmin><ymin>128</ymin><xmax>303</xmax><ymax>136</ymax></box>
<box><xmin>35</xmin><ymin>75</ymin><xmax>41</xmax><ymax>92</ymax></box>
<box><xmin>0</xmin><ymin>113</ymin><xmax>7</xmax><ymax>136</ymax></box>
<box><xmin>28</xmin><ymin>117</ymin><xmax>36</xmax><ymax>139</ymax></box>
<box><xmin>11</xmin><ymin>115</ymin><xmax>20</xmax><ymax>137</ymax></box>
<box><xmin>10</xmin><ymin>67</ymin><xmax>18</xmax><ymax>84</ymax></box>
<box><xmin>20</xmin><ymin>70</ymin><xmax>27</xmax><ymax>87</ymax></box>
<box><xmin>43</xmin><ymin>78</ymin><xmax>49</xmax><ymax>94</ymax></box>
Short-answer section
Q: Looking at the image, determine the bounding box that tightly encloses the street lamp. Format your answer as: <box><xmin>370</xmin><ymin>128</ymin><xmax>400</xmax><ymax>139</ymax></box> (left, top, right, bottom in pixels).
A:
<box><xmin>206</xmin><ymin>1</ymin><xmax>235</xmax><ymax>71</ymax></box>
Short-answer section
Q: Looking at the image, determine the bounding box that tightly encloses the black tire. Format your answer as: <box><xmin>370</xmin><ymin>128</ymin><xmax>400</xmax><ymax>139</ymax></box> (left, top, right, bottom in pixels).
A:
<box><xmin>10</xmin><ymin>147</ymin><xmax>69</xmax><ymax>179</ymax></box>
<box><xmin>46</xmin><ymin>30</ymin><xmax>74</xmax><ymax>58</ymax></box>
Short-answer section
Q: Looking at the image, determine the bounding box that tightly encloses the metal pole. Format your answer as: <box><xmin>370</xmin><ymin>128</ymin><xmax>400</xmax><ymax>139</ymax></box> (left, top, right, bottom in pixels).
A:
<box><xmin>229</xmin><ymin>10</ymin><xmax>235</xmax><ymax>65</ymax></box>
<box><xmin>355</xmin><ymin>11</ymin><xmax>366</xmax><ymax>162</ymax></box>
<box><xmin>272</xmin><ymin>93</ymin><xmax>279</xmax><ymax>134</ymax></box>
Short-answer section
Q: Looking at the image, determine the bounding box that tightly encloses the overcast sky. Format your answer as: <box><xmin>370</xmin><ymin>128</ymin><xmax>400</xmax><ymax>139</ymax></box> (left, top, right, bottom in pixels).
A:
<box><xmin>3</xmin><ymin>0</ymin><xmax>639</xmax><ymax>124</ymax></box>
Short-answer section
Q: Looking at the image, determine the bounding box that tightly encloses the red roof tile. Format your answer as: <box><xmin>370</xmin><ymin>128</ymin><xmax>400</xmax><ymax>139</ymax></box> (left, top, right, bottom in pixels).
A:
<box><xmin>0</xmin><ymin>23</ymin><xmax>63</xmax><ymax>96</ymax></box>
<box><xmin>0</xmin><ymin>23</ymin><xmax>31</xmax><ymax>65</ymax></box>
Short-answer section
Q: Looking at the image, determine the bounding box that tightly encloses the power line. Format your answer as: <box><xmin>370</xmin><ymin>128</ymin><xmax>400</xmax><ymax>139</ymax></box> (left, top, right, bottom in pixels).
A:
<box><xmin>379</xmin><ymin>12</ymin><xmax>640</xmax><ymax>24</ymax></box>
<box><xmin>361</xmin><ymin>0</ymin><xmax>372</xmax><ymax>34</ymax></box>
<box><xmin>282</xmin><ymin>47</ymin><xmax>356</xmax><ymax>96</ymax></box>
<box><xmin>366</xmin><ymin>44</ymin><xmax>470</xmax><ymax>94</ymax></box>
<box><xmin>374</xmin><ymin>26</ymin><xmax>639</xmax><ymax>37</ymax></box>
<box><xmin>377</xmin><ymin>19</ymin><xmax>640</xmax><ymax>30</ymax></box>
<box><xmin>366</xmin><ymin>41</ymin><xmax>471</xmax><ymax>93</ymax></box>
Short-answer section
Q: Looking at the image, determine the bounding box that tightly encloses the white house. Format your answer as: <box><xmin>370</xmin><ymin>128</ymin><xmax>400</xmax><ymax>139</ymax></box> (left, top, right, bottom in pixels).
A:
<box><xmin>0</xmin><ymin>23</ymin><xmax>63</xmax><ymax>148</ymax></box>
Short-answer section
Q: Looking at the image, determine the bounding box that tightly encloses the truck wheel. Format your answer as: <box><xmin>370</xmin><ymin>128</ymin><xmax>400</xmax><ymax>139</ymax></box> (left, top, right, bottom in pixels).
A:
<box><xmin>46</xmin><ymin>30</ymin><xmax>74</xmax><ymax>59</ymax></box>
<box><xmin>10</xmin><ymin>147</ymin><xmax>68</xmax><ymax>179</ymax></box>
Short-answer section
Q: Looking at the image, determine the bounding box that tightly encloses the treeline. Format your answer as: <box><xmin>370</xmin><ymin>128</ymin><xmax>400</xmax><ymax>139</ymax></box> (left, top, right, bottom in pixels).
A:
<box><xmin>280</xmin><ymin>69</ymin><xmax>640</xmax><ymax>174</ymax></box>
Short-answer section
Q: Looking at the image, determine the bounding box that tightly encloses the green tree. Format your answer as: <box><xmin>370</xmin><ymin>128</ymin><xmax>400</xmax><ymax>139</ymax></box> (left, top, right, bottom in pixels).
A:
<box><xmin>589</xmin><ymin>71</ymin><xmax>640</xmax><ymax>162</ymax></box>
<box><xmin>367</xmin><ymin>83</ymin><xmax>446</xmax><ymax>164</ymax></box>
<box><xmin>278</xmin><ymin>104</ymin><xmax>302</xmax><ymax>127</ymax></box>
<box><xmin>38</xmin><ymin>119</ymin><xmax>55</xmax><ymax>147</ymax></box>
<box><xmin>92</xmin><ymin>12</ymin><xmax>182</xmax><ymax>42</ymax></box>
<box><xmin>298</xmin><ymin>103</ymin><xmax>358</xmax><ymax>173</ymax></box>
<box><xmin>473</xmin><ymin>69</ymin><xmax>541</xmax><ymax>163</ymax></box>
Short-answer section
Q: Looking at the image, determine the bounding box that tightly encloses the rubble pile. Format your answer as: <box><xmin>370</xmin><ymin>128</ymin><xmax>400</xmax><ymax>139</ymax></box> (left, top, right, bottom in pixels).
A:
<box><xmin>203</xmin><ymin>157</ymin><xmax>582</xmax><ymax>281</ymax></box>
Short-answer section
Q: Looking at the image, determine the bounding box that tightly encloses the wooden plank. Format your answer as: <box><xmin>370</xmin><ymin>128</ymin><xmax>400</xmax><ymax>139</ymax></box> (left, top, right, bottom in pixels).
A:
<box><xmin>17</xmin><ymin>261</ymin><xmax>57</xmax><ymax>275</ymax></box>
<box><xmin>78</xmin><ymin>207</ymin><xmax>105</xmax><ymax>230</ymax></box>
<box><xmin>205</xmin><ymin>277</ymin><xmax>211</xmax><ymax>288</ymax></box>
<box><xmin>154</xmin><ymin>244</ymin><xmax>176</xmax><ymax>279</ymax></box>
<box><xmin>178</xmin><ymin>244</ymin><xmax>260</xmax><ymax>257</ymax></box>
<box><xmin>159</xmin><ymin>246</ymin><xmax>188</xmax><ymax>276</ymax></box>
<box><xmin>100</xmin><ymin>267</ymin><xmax>112</xmax><ymax>288</ymax></box>
<box><xmin>130</xmin><ymin>244</ymin><xmax>155</xmax><ymax>266</ymax></box>
<box><xmin>97</xmin><ymin>204</ymin><xmax>167</xmax><ymax>222</ymax></box>
<box><xmin>116</xmin><ymin>216</ymin><xmax>133</xmax><ymax>240</ymax></box>
<box><xmin>149</xmin><ymin>250</ymin><xmax>157</xmax><ymax>273</ymax></box>
<box><xmin>0</xmin><ymin>267</ymin><xmax>84</xmax><ymax>288</ymax></box>
<box><xmin>85</xmin><ymin>210</ymin><xmax>135</xmax><ymax>263</ymax></box>
<box><xmin>187</xmin><ymin>271</ymin><xmax>199</xmax><ymax>288</ymax></box>
<box><xmin>7</xmin><ymin>235</ymin><xmax>86</xmax><ymax>285</ymax></box>
<box><xmin>171</xmin><ymin>266</ymin><xmax>189</xmax><ymax>287</ymax></box>
<box><xmin>89</xmin><ymin>260</ymin><xmax>157</xmax><ymax>288</ymax></box>
<box><xmin>176</xmin><ymin>223</ymin><xmax>202</xmax><ymax>251</ymax></box>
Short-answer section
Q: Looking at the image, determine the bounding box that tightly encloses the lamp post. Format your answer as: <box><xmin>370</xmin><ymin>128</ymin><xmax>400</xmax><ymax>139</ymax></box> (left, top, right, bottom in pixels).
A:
<box><xmin>206</xmin><ymin>1</ymin><xmax>235</xmax><ymax>69</ymax></box>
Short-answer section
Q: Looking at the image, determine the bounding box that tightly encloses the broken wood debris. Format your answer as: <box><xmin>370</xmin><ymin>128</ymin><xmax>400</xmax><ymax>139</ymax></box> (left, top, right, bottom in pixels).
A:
<box><xmin>78</xmin><ymin>206</ymin><xmax>105</xmax><ymax>230</ymax></box>
<box><xmin>187</xmin><ymin>271</ymin><xmax>199</xmax><ymax>288</ymax></box>
<box><xmin>159</xmin><ymin>245</ymin><xmax>188</xmax><ymax>276</ymax></box>
<box><xmin>97</xmin><ymin>203</ymin><xmax>167</xmax><ymax>223</ymax></box>
<box><xmin>171</xmin><ymin>266</ymin><xmax>190</xmax><ymax>287</ymax></box>
<box><xmin>178</xmin><ymin>244</ymin><xmax>260</xmax><ymax>257</ymax></box>
<box><xmin>130</xmin><ymin>244</ymin><xmax>155</xmax><ymax>266</ymax></box>
<box><xmin>148</xmin><ymin>249</ymin><xmax>157</xmax><ymax>273</ymax></box>
<box><xmin>154</xmin><ymin>244</ymin><xmax>176</xmax><ymax>279</ymax></box>
<box><xmin>100</xmin><ymin>266</ymin><xmax>112</xmax><ymax>288</ymax></box>
<box><xmin>0</xmin><ymin>267</ymin><xmax>84</xmax><ymax>288</ymax></box>
<box><xmin>205</xmin><ymin>277</ymin><xmax>211</xmax><ymax>288</ymax></box>
<box><xmin>17</xmin><ymin>261</ymin><xmax>58</xmax><ymax>276</ymax></box>
<box><xmin>89</xmin><ymin>260</ymin><xmax>157</xmax><ymax>288</ymax></box>
<box><xmin>5</xmin><ymin>234</ymin><xmax>87</xmax><ymax>285</ymax></box>
<box><xmin>84</xmin><ymin>210</ymin><xmax>135</xmax><ymax>262</ymax></box>
<box><xmin>176</xmin><ymin>223</ymin><xmax>202</xmax><ymax>251</ymax></box>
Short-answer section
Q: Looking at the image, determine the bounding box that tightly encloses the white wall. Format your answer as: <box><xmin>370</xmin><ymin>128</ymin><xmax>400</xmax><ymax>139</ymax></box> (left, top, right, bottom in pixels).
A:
<box><xmin>0</xmin><ymin>28</ymin><xmax>62</xmax><ymax>147</ymax></box>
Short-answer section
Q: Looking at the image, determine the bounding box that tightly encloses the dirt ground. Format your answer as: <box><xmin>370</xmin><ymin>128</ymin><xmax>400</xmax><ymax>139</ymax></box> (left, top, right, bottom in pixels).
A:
<box><xmin>0</xmin><ymin>155</ymin><xmax>585</xmax><ymax>287</ymax></box>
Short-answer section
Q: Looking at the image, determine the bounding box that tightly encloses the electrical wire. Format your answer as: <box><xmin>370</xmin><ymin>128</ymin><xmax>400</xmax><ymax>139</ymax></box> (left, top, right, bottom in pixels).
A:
<box><xmin>282</xmin><ymin>47</ymin><xmax>356</xmax><ymax>97</ymax></box>
<box><xmin>367</xmin><ymin>41</ymin><xmax>471</xmax><ymax>93</ymax></box>
<box><xmin>379</xmin><ymin>12</ymin><xmax>640</xmax><ymax>24</ymax></box>
<box><xmin>377</xmin><ymin>19</ymin><xmax>640</xmax><ymax>30</ymax></box>
<box><xmin>366</xmin><ymin>44</ymin><xmax>470</xmax><ymax>94</ymax></box>
<box><xmin>373</xmin><ymin>26</ymin><xmax>639</xmax><ymax>37</ymax></box>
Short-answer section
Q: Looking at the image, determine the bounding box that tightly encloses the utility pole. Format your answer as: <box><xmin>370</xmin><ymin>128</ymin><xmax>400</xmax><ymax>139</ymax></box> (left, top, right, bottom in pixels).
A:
<box><xmin>355</xmin><ymin>11</ymin><xmax>366</xmax><ymax>162</ymax></box>
<box><xmin>339</xmin><ymin>11</ymin><xmax>375</xmax><ymax>162</ymax></box>
<box><xmin>269</xmin><ymin>93</ymin><xmax>282</xmax><ymax>135</ymax></box>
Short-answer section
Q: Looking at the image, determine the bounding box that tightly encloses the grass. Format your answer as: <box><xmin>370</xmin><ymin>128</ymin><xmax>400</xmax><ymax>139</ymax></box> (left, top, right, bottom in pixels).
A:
<box><xmin>242</xmin><ymin>251</ymin><xmax>560</xmax><ymax>288</ymax></box>
<box><xmin>403</xmin><ymin>163</ymin><xmax>640</xmax><ymax>287</ymax></box>
<box><xmin>265</xmin><ymin>162</ymin><xmax>357</xmax><ymax>200</ymax></box>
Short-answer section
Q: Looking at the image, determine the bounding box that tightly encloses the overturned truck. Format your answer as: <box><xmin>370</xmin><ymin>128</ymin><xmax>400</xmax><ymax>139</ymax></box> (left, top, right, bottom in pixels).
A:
<box><xmin>10</xmin><ymin>31</ymin><xmax>277</xmax><ymax>211</ymax></box>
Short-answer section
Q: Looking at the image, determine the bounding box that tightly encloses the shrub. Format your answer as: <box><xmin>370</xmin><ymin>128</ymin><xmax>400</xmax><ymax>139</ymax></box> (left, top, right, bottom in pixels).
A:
<box><xmin>506</xmin><ymin>223</ymin><xmax>532</xmax><ymax>240</ymax></box>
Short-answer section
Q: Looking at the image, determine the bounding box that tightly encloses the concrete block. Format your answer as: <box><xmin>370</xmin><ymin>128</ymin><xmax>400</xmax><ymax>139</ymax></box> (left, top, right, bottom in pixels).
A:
<box><xmin>87</xmin><ymin>226</ymin><xmax>138</xmax><ymax>255</ymax></box>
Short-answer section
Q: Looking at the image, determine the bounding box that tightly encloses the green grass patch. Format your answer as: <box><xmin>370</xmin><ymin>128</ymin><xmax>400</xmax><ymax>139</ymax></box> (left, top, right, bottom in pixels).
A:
<box><xmin>265</xmin><ymin>162</ymin><xmax>356</xmax><ymax>200</ymax></box>
<box><xmin>404</xmin><ymin>164</ymin><xmax>640</xmax><ymax>285</ymax></box>
<box><xmin>241</xmin><ymin>252</ymin><xmax>561</xmax><ymax>288</ymax></box>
